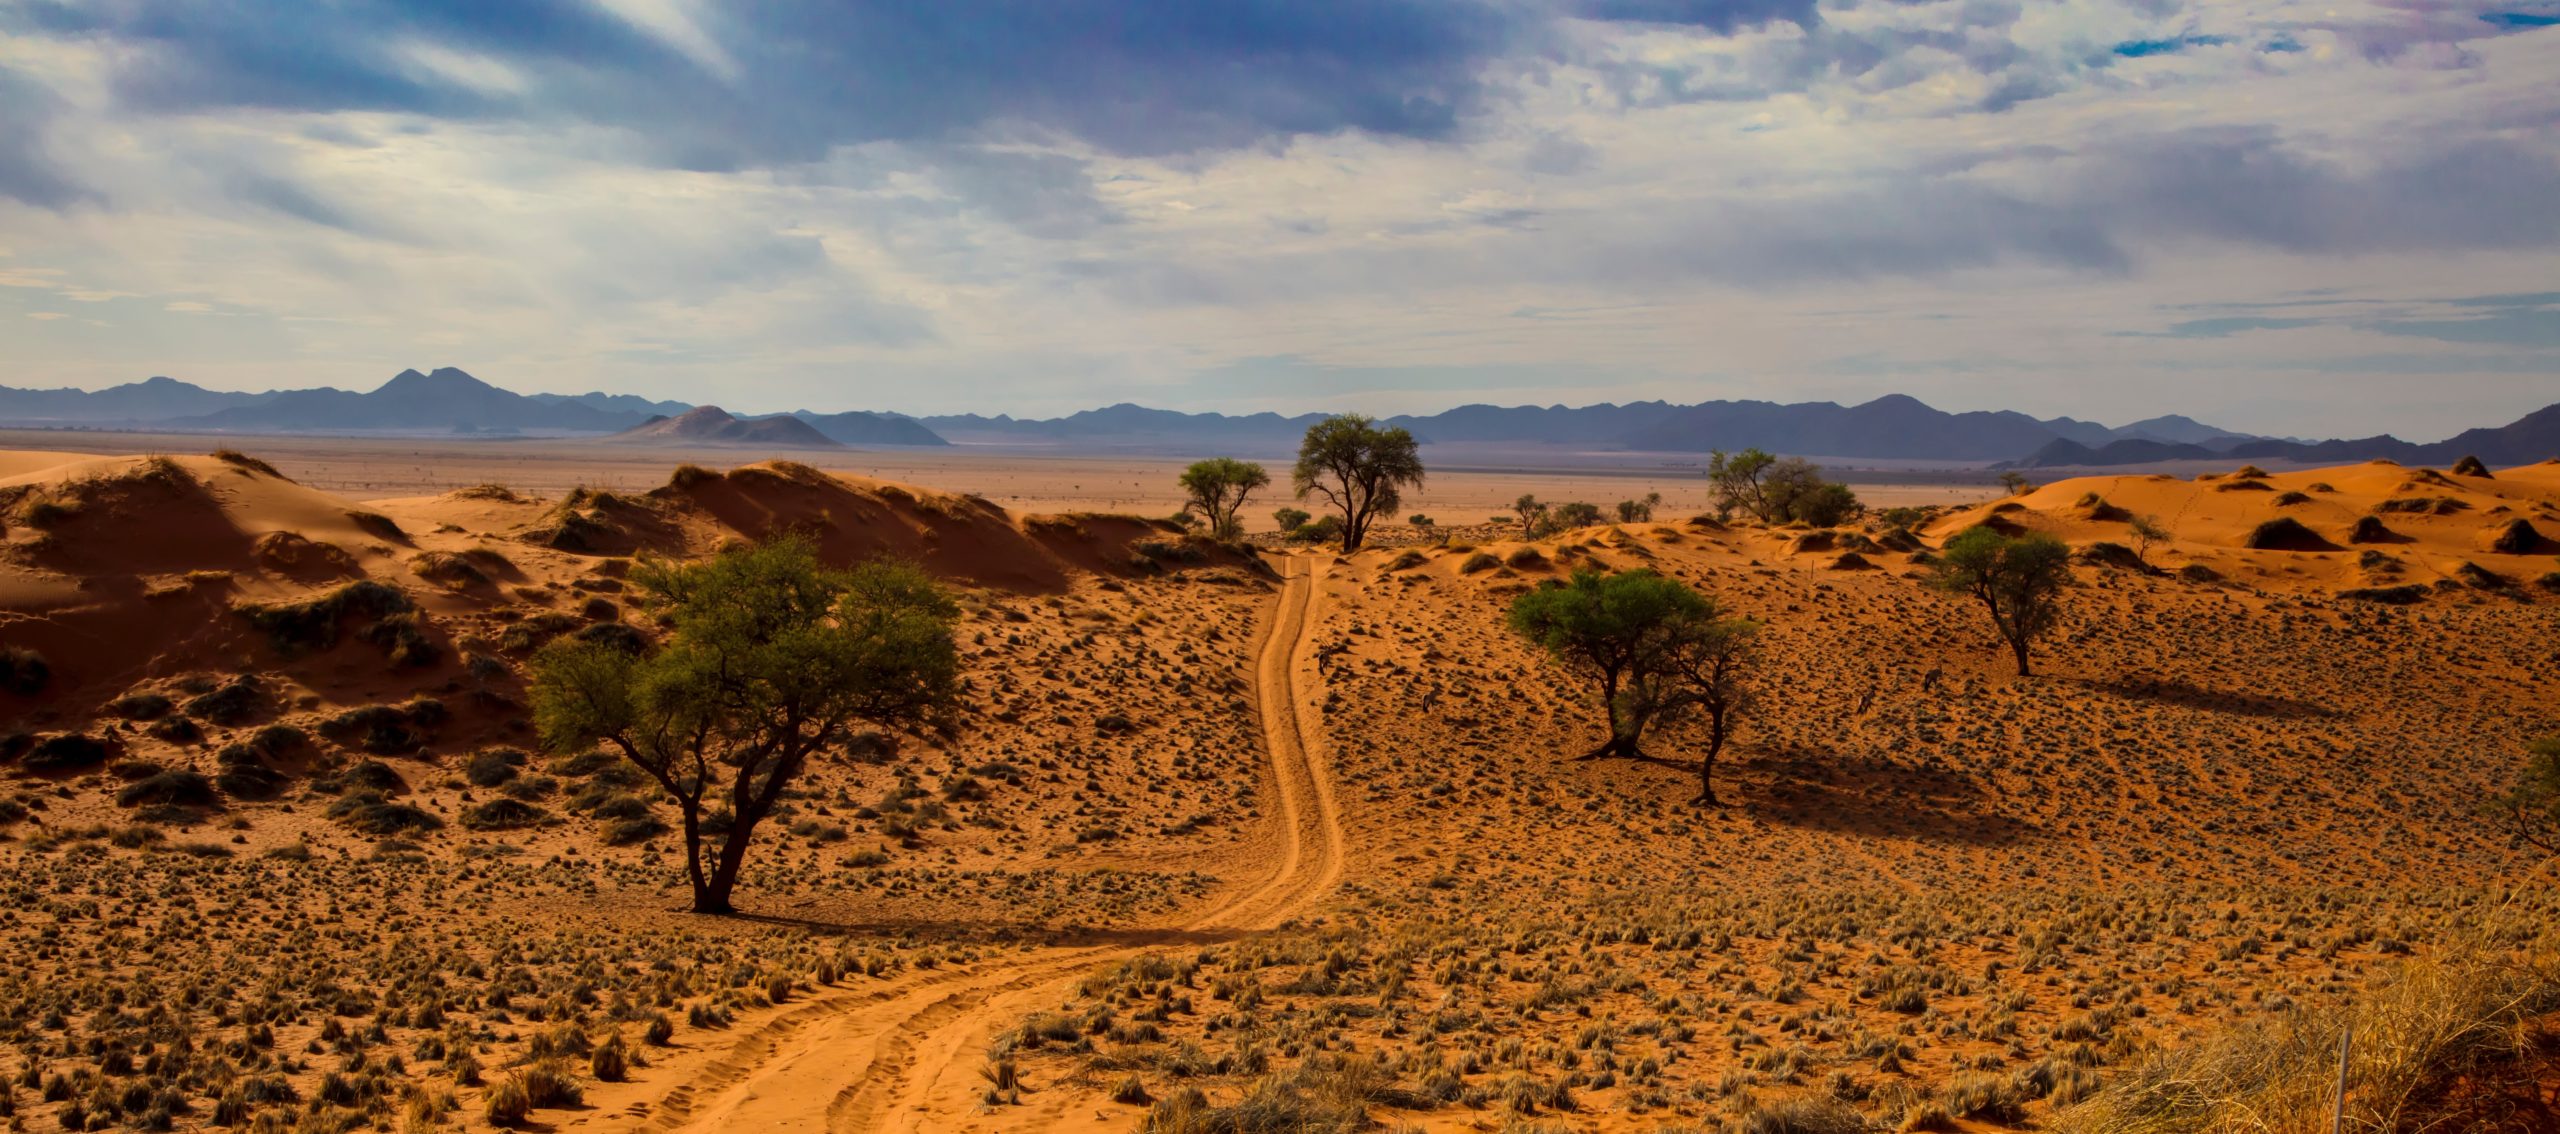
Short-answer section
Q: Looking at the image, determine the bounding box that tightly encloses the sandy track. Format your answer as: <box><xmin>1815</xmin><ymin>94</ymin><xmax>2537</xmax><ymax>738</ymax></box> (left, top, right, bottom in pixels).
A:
<box><xmin>612</xmin><ymin>553</ymin><xmax>1341</xmax><ymax>1133</ymax></box>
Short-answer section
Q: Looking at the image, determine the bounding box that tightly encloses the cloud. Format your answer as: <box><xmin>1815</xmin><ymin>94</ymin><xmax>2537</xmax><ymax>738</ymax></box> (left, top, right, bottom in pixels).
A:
<box><xmin>2151</xmin><ymin>316</ymin><xmax>2322</xmax><ymax>338</ymax></box>
<box><xmin>0</xmin><ymin>64</ymin><xmax>93</xmax><ymax>208</ymax></box>
<box><xmin>2361</xmin><ymin>308</ymin><xmax>2560</xmax><ymax>347</ymax></box>
<box><xmin>0</xmin><ymin>1</ymin><xmax>1860</xmax><ymax>174</ymax></box>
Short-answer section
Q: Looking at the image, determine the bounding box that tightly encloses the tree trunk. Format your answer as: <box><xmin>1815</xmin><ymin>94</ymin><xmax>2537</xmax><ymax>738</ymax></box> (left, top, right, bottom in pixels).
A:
<box><xmin>2009</xmin><ymin>634</ymin><xmax>2033</xmax><ymax>677</ymax></box>
<box><xmin>1693</xmin><ymin>711</ymin><xmax>1727</xmax><ymax>806</ymax></box>
<box><xmin>697</xmin><ymin>826</ymin><xmax>756</xmax><ymax>915</ymax></box>
<box><xmin>678</xmin><ymin>803</ymin><xmax>715</xmax><ymax>913</ymax></box>
<box><xmin>1576</xmin><ymin>733</ymin><xmax>1645</xmax><ymax>761</ymax></box>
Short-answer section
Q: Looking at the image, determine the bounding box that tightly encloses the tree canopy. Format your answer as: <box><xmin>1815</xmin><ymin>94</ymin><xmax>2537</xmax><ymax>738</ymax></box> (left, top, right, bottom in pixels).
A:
<box><xmin>1508</xmin><ymin>568</ymin><xmax>1761</xmax><ymax>803</ymax></box>
<box><xmin>1930</xmin><ymin>526</ymin><xmax>2072</xmax><ymax>676</ymax></box>
<box><xmin>1293</xmin><ymin>414</ymin><xmax>1424</xmax><ymax>552</ymax></box>
<box><xmin>1177</xmin><ymin>458</ymin><xmax>1269</xmax><ymax>540</ymax></box>
<box><xmin>530</xmin><ymin>539</ymin><xmax>960</xmax><ymax>914</ymax></box>
<box><xmin>1709</xmin><ymin>448</ymin><xmax>1861</xmax><ymax>525</ymax></box>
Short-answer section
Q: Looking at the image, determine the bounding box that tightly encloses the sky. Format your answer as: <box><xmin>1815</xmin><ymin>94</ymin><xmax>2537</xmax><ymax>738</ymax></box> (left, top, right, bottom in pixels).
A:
<box><xmin>0</xmin><ymin>0</ymin><xmax>2555</xmax><ymax>439</ymax></box>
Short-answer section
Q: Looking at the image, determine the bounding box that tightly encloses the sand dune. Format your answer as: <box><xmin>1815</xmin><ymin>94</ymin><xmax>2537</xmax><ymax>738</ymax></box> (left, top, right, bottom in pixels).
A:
<box><xmin>1924</xmin><ymin>459</ymin><xmax>2560</xmax><ymax>596</ymax></box>
<box><xmin>1</xmin><ymin>449</ymin><xmax>2553</xmax><ymax>1133</ymax></box>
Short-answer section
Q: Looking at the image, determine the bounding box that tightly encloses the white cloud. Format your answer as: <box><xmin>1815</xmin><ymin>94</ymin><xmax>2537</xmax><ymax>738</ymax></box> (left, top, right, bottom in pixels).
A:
<box><xmin>0</xmin><ymin>1</ymin><xmax>2551</xmax><ymax>438</ymax></box>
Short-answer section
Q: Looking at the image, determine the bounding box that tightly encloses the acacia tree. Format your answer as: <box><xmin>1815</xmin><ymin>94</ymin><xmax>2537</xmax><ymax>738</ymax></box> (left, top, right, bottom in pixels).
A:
<box><xmin>530</xmin><ymin>539</ymin><xmax>959</xmax><ymax>914</ymax></box>
<box><xmin>1177</xmin><ymin>458</ymin><xmax>1269</xmax><ymax>539</ymax></box>
<box><xmin>1293</xmin><ymin>414</ymin><xmax>1424</xmax><ymax>552</ymax></box>
<box><xmin>1707</xmin><ymin>448</ymin><xmax>1777</xmax><ymax>520</ymax></box>
<box><xmin>1513</xmin><ymin>494</ymin><xmax>1552</xmax><ymax>537</ymax></box>
<box><xmin>1652</xmin><ymin>612</ymin><xmax>1760</xmax><ymax>806</ymax></box>
<box><xmin>1508</xmin><ymin>569</ymin><xmax>1705</xmax><ymax>760</ymax></box>
<box><xmin>1930</xmin><ymin>526</ymin><xmax>2072</xmax><ymax>677</ymax></box>
<box><xmin>2487</xmin><ymin>735</ymin><xmax>2560</xmax><ymax>855</ymax></box>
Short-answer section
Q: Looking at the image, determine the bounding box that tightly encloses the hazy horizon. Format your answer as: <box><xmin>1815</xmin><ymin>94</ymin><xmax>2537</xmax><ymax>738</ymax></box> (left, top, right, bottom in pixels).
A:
<box><xmin>3</xmin><ymin>2</ymin><xmax>2555</xmax><ymax>437</ymax></box>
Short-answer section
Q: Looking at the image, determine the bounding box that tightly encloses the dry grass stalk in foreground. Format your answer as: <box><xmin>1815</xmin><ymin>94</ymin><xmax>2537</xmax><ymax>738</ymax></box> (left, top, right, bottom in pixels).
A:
<box><xmin>2061</xmin><ymin>939</ymin><xmax>2560</xmax><ymax>1133</ymax></box>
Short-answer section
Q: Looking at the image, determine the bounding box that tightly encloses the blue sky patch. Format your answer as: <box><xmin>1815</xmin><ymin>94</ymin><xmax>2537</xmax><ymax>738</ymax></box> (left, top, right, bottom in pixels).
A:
<box><xmin>2112</xmin><ymin>34</ymin><xmax>2232</xmax><ymax>58</ymax></box>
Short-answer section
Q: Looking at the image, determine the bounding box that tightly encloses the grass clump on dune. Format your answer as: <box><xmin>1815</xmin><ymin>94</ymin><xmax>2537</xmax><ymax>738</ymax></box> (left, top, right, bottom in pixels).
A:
<box><xmin>236</xmin><ymin>580</ymin><xmax>436</xmax><ymax>665</ymax></box>
<box><xmin>2059</xmin><ymin>944</ymin><xmax>2560</xmax><ymax>1134</ymax></box>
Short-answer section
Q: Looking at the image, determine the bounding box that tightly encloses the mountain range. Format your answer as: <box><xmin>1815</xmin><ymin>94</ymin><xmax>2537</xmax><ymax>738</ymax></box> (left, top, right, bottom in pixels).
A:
<box><xmin>917</xmin><ymin>397</ymin><xmax>2283</xmax><ymax>461</ymax></box>
<box><xmin>2001</xmin><ymin>403</ymin><xmax>2560</xmax><ymax>469</ymax></box>
<box><xmin>0</xmin><ymin>369</ymin><xmax>2552</xmax><ymax>468</ymax></box>
<box><xmin>0</xmin><ymin>368</ymin><xmax>946</xmax><ymax>447</ymax></box>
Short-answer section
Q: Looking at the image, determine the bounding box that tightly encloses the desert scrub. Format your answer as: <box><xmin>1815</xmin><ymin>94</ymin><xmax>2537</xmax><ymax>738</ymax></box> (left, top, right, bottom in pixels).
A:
<box><xmin>2059</xmin><ymin>943</ymin><xmax>2560</xmax><ymax>1134</ymax></box>
<box><xmin>1002</xmin><ymin>885</ymin><xmax>2560</xmax><ymax>1130</ymax></box>
<box><xmin>0</xmin><ymin>852</ymin><xmax>929</xmax><ymax>1132</ymax></box>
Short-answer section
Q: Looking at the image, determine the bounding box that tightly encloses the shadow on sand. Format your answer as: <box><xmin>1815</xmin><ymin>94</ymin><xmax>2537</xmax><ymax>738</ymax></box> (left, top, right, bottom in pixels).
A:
<box><xmin>1730</xmin><ymin>745</ymin><xmax>2043</xmax><ymax>849</ymax></box>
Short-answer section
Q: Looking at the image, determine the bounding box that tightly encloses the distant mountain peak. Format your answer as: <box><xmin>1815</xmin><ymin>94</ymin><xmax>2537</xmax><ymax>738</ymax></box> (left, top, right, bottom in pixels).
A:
<box><xmin>670</xmin><ymin>405</ymin><xmax>737</xmax><ymax>426</ymax></box>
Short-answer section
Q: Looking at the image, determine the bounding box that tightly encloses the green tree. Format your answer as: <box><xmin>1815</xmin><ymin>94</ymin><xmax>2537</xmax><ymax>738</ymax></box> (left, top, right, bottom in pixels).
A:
<box><xmin>2128</xmin><ymin>514</ymin><xmax>2171</xmax><ymax>560</ymax></box>
<box><xmin>1272</xmin><ymin>507</ymin><xmax>1312</xmax><ymax>533</ymax></box>
<box><xmin>1655</xmin><ymin>612</ymin><xmax>1760</xmax><ymax>806</ymax></box>
<box><xmin>1177</xmin><ymin>458</ymin><xmax>1270</xmax><ymax>540</ymax></box>
<box><xmin>1513</xmin><ymin>494</ymin><xmax>1551</xmax><ymax>537</ymax></box>
<box><xmin>1616</xmin><ymin>492</ymin><xmax>1663</xmax><ymax>523</ymax></box>
<box><xmin>1509</xmin><ymin>569</ymin><xmax>1718</xmax><ymax>763</ymax></box>
<box><xmin>1930</xmin><ymin>527</ymin><xmax>2072</xmax><ymax>677</ymax></box>
<box><xmin>1555</xmin><ymin>501</ymin><xmax>1604</xmax><ymax>530</ymax></box>
<box><xmin>1786</xmin><ymin>481</ymin><xmax>1863</xmax><ymax>526</ymax></box>
<box><xmin>1997</xmin><ymin>471</ymin><xmax>2034</xmax><ymax>496</ymax></box>
<box><xmin>1293</xmin><ymin>414</ymin><xmax>1425</xmax><ymax>552</ymax></box>
<box><xmin>2487</xmin><ymin>736</ymin><xmax>2560</xmax><ymax>855</ymax></box>
<box><xmin>1707</xmin><ymin>448</ymin><xmax>1778</xmax><ymax>520</ymax></box>
<box><xmin>530</xmin><ymin>539</ymin><xmax>960</xmax><ymax>914</ymax></box>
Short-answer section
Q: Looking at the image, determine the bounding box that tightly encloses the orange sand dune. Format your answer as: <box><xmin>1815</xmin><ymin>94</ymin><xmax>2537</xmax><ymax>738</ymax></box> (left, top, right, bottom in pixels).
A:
<box><xmin>1923</xmin><ymin>459</ymin><xmax>2560</xmax><ymax>595</ymax></box>
<box><xmin>1</xmin><ymin>451</ymin><xmax>1246</xmax><ymax>723</ymax></box>
<box><xmin>0</xmin><ymin>448</ymin><xmax>100</xmax><ymax>478</ymax></box>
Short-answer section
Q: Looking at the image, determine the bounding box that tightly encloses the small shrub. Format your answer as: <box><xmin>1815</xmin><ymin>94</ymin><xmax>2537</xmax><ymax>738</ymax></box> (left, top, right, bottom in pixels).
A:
<box><xmin>2244</xmin><ymin>517</ymin><xmax>2331</xmax><ymax>551</ymax></box>
<box><xmin>319</xmin><ymin>706</ymin><xmax>428</xmax><ymax>755</ymax></box>
<box><xmin>2340</xmin><ymin>584</ymin><xmax>2428</xmax><ymax>605</ymax></box>
<box><xmin>326</xmin><ymin>790</ymin><xmax>443</xmax><ymax>836</ymax></box>
<box><xmin>461</xmin><ymin>798</ymin><xmax>550</xmax><ymax>830</ymax></box>
<box><xmin>590</xmin><ymin>1038</ymin><xmax>629</xmax><ymax>1082</ymax></box>
<box><xmin>183</xmin><ymin>675</ymin><xmax>266</xmax><ymax>725</ymax></box>
<box><xmin>483</xmin><ymin>1075</ymin><xmax>528</xmax><ymax>1125</ymax></box>
<box><xmin>236</xmin><ymin>580</ymin><xmax>415</xmax><ymax>656</ymax></box>
<box><xmin>409</xmin><ymin>552</ymin><xmax>488</xmax><ymax>588</ymax></box>
<box><xmin>1459</xmin><ymin>551</ymin><xmax>1500</xmax><ymax>574</ymax></box>
<box><xmin>116</xmin><ymin>770</ymin><xmax>219</xmax><ymax>809</ymax></box>
<box><xmin>210</xmin><ymin>449</ymin><xmax>280</xmax><ymax>476</ymax></box>
<box><xmin>22</xmin><ymin>733</ymin><xmax>110</xmax><ymax>773</ymax></box>
<box><xmin>604</xmin><ymin>816</ymin><xmax>667</xmax><ymax>846</ymax></box>
<box><xmin>108</xmin><ymin>692</ymin><xmax>173</xmax><ymax>720</ymax></box>
<box><xmin>466</xmin><ymin>748</ymin><xmax>525</xmax><ymax>787</ymax></box>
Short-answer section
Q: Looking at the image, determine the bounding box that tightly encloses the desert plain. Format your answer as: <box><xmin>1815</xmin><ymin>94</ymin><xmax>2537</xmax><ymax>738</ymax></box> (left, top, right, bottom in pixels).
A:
<box><xmin>0</xmin><ymin>433</ymin><xmax>2554</xmax><ymax>1134</ymax></box>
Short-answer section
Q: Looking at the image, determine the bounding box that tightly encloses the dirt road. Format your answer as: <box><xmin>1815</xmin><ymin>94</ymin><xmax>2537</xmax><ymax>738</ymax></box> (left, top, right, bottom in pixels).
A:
<box><xmin>581</xmin><ymin>553</ymin><xmax>1342</xmax><ymax>1132</ymax></box>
